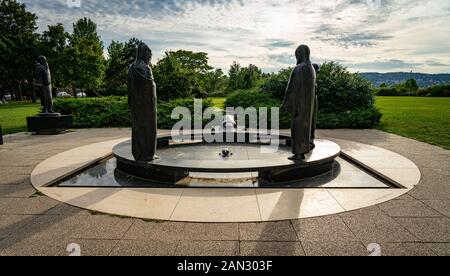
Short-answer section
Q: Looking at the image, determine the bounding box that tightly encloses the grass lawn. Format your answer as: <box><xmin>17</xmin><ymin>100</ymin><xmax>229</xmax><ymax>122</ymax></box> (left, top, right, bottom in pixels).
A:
<box><xmin>376</xmin><ymin>97</ymin><xmax>450</xmax><ymax>150</ymax></box>
<box><xmin>0</xmin><ymin>102</ymin><xmax>41</xmax><ymax>135</ymax></box>
<box><xmin>209</xmin><ymin>97</ymin><xmax>226</xmax><ymax>109</ymax></box>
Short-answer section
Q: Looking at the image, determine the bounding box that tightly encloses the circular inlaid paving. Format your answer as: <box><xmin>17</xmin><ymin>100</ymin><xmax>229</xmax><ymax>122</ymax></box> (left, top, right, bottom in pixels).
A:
<box><xmin>30</xmin><ymin>138</ymin><xmax>421</xmax><ymax>222</ymax></box>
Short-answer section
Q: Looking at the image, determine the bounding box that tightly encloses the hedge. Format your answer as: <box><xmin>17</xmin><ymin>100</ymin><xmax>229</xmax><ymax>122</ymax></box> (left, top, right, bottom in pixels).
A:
<box><xmin>417</xmin><ymin>85</ymin><xmax>450</xmax><ymax>97</ymax></box>
<box><xmin>225</xmin><ymin>90</ymin><xmax>382</xmax><ymax>129</ymax></box>
<box><xmin>53</xmin><ymin>96</ymin><xmax>215</xmax><ymax>129</ymax></box>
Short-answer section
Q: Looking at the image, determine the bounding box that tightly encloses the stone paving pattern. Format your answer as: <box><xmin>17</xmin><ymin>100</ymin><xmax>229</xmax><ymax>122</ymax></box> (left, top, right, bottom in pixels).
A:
<box><xmin>0</xmin><ymin>129</ymin><xmax>448</xmax><ymax>256</ymax></box>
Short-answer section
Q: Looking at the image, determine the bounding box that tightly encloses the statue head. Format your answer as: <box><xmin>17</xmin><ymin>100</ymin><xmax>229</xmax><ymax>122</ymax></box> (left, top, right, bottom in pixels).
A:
<box><xmin>136</xmin><ymin>43</ymin><xmax>152</xmax><ymax>65</ymax></box>
<box><xmin>313</xmin><ymin>63</ymin><xmax>320</xmax><ymax>73</ymax></box>
<box><xmin>295</xmin><ymin>45</ymin><xmax>311</xmax><ymax>65</ymax></box>
<box><xmin>37</xmin><ymin>55</ymin><xmax>48</xmax><ymax>67</ymax></box>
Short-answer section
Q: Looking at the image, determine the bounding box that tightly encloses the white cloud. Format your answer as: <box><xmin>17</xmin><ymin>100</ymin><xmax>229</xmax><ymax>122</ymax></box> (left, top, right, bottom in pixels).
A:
<box><xmin>20</xmin><ymin>0</ymin><xmax>450</xmax><ymax>73</ymax></box>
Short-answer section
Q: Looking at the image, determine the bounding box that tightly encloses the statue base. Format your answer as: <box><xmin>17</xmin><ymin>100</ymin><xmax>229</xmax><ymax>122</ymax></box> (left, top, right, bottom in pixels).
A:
<box><xmin>39</xmin><ymin>112</ymin><xmax>62</xmax><ymax>117</ymax></box>
<box><xmin>27</xmin><ymin>115</ymin><xmax>73</xmax><ymax>135</ymax></box>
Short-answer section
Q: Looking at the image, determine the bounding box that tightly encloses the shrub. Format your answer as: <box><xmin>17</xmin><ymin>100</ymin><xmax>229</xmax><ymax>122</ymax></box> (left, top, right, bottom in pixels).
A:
<box><xmin>317</xmin><ymin>62</ymin><xmax>376</xmax><ymax>113</ymax></box>
<box><xmin>377</xmin><ymin>87</ymin><xmax>401</xmax><ymax>96</ymax></box>
<box><xmin>261</xmin><ymin>62</ymin><xmax>377</xmax><ymax>114</ymax></box>
<box><xmin>317</xmin><ymin>108</ymin><xmax>382</xmax><ymax>129</ymax></box>
<box><xmin>54</xmin><ymin>97</ymin><xmax>130</xmax><ymax>128</ymax></box>
<box><xmin>54</xmin><ymin>96</ymin><xmax>215</xmax><ymax>129</ymax></box>
<box><xmin>157</xmin><ymin>98</ymin><xmax>215</xmax><ymax>129</ymax></box>
<box><xmin>417</xmin><ymin>85</ymin><xmax>450</xmax><ymax>97</ymax></box>
<box><xmin>261</xmin><ymin>68</ymin><xmax>292</xmax><ymax>99</ymax></box>
<box><xmin>225</xmin><ymin>88</ymin><xmax>382</xmax><ymax>129</ymax></box>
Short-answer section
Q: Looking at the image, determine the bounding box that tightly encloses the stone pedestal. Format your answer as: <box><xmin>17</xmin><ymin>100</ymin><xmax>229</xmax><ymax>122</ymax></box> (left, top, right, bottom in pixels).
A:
<box><xmin>0</xmin><ymin>125</ymin><xmax>3</xmax><ymax>145</ymax></box>
<box><xmin>27</xmin><ymin>115</ymin><xmax>73</xmax><ymax>135</ymax></box>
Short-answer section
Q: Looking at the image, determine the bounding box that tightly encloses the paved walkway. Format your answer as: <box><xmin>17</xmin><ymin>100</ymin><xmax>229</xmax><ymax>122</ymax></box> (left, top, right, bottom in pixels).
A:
<box><xmin>0</xmin><ymin>128</ymin><xmax>448</xmax><ymax>256</ymax></box>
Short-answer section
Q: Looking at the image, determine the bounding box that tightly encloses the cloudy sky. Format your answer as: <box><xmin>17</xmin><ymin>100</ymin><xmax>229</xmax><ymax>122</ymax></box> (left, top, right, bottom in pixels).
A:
<box><xmin>19</xmin><ymin>0</ymin><xmax>450</xmax><ymax>73</ymax></box>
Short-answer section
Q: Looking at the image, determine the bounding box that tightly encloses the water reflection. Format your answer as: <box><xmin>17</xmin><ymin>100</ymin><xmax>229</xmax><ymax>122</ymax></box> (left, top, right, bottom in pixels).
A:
<box><xmin>58</xmin><ymin>158</ymin><xmax>390</xmax><ymax>189</ymax></box>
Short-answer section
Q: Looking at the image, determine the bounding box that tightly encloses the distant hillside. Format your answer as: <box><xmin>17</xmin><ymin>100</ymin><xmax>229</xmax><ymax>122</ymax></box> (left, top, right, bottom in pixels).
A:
<box><xmin>359</xmin><ymin>73</ymin><xmax>450</xmax><ymax>88</ymax></box>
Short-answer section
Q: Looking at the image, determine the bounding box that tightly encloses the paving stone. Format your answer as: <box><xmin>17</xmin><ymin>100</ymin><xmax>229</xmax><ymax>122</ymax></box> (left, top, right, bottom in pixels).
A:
<box><xmin>240</xmin><ymin>242</ymin><xmax>305</xmax><ymax>256</ymax></box>
<box><xmin>394</xmin><ymin>194</ymin><xmax>416</xmax><ymax>200</ymax></box>
<box><xmin>408</xmin><ymin>185</ymin><xmax>450</xmax><ymax>200</ymax></box>
<box><xmin>302</xmin><ymin>241</ymin><xmax>368</xmax><ymax>256</ymax></box>
<box><xmin>0</xmin><ymin>197</ymin><xmax>58</xmax><ymax>215</ymax></box>
<box><xmin>424</xmin><ymin>243</ymin><xmax>450</xmax><ymax>256</ymax></box>
<box><xmin>182</xmin><ymin>223</ymin><xmax>239</xmax><ymax>241</ymax></box>
<box><xmin>396</xmin><ymin>218</ymin><xmax>450</xmax><ymax>242</ymax></box>
<box><xmin>0</xmin><ymin>181</ymin><xmax>37</xmax><ymax>198</ymax></box>
<box><xmin>239</xmin><ymin>221</ymin><xmax>298</xmax><ymax>241</ymax></box>
<box><xmin>340</xmin><ymin>206</ymin><xmax>418</xmax><ymax>243</ymax></box>
<box><xmin>0</xmin><ymin>236</ymin><xmax>66</xmax><ymax>256</ymax></box>
<box><xmin>70</xmin><ymin>215</ymin><xmax>134</xmax><ymax>240</ymax></box>
<box><xmin>55</xmin><ymin>239</ymin><xmax>119</xmax><ymax>256</ymax></box>
<box><xmin>0</xmin><ymin>215</ymin><xmax>35</xmax><ymax>240</ymax></box>
<box><xmin>292</xmin><ymin>216</ymin><xmax>358</xmax><ymax>242</ymax></box>
<box><xmin>0</xmin><ymin>173</ymin><xmax>31</xmax><ymax>185</ymax></box>
<box><xmin>378</xmin><ymin>200</ymin><xmax>442</xmax><ymax>217</ymax></box>
<box><xmin>175</xmin><ymin>241</ymin><xmax>239</xmax><ymax>256</ymax></box>
<box><xmin>44</xmin><ymin>203</ymin><xmax>89</xmax><ymax>216</ymax></box>
<box><xmin>422</xmin><ymin>200</ymin><xmax>450</xmax><ymax>217</ymax></box>
<box><xmin>373</xmin><ymin>243</ymin><xmax>436</xmax><ymax>256</ymax></box>
<box><xmin>110</xmin><ymin>240</ymin><xmax>177</xmax><ymax>256</ymax></box>
<box><xmin>122</xmin><ymin>220</ymin><xmax>186</xmax><ymax>241</ymax></box>
<box><xmin>8</xmin><ymin>214</ymin><xmax>84</xmax><ymax>242</ymax></box>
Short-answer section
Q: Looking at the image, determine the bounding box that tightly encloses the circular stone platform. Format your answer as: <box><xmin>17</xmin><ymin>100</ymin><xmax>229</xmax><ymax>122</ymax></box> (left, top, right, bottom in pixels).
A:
<box><xmin>113</xmin><ymin>138</ymin><xmax>341</xmax><ymax>184</ymax></box>
<box><xmin>30</xmin><ymin>138</ymin><xmax>421</xmax><ymax>223</ymax></box>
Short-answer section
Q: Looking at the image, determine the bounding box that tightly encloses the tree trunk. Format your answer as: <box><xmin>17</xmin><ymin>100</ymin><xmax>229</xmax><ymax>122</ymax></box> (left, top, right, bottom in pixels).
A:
<box><xmin>73</xmin><ymin>86</ymin><xmax>77</xmax><ymax>99</ymax></box>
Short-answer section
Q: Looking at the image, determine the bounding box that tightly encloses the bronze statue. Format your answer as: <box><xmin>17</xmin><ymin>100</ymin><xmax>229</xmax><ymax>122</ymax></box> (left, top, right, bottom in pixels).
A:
<box><xmin>311</xmin><ymin>64</ymin><xmax>320</xmax><ymax>150</ymax></box>
<box><xmin>282</xmin><ymin>45</ymin><xmax>317</xmax><ymax>160</ymax></box>
<box><xmin>128</xmin><ymin>43</ymin><xmax>159</xmax><ymax>161</ymax></box>
<box><xmin>34</xmin><ymin>56</ymin><xmax>56</xmax><ymax>115</ymax></box>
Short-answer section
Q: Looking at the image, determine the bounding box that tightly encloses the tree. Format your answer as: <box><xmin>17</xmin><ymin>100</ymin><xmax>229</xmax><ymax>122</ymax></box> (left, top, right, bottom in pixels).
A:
<box><xmin>396</xmin><ymin>78</ymin><xmax>419</xmax><ymax>96</ymax></box>
<box><xmin>204</xmin><ymin>69</ymin><xmax>227</xmax><ymax>94</ymax></box>
<box><xmin>227</xmin><ymin>62</ymin><xmax>262</xmax><ymax>91</ymax></box>
<box><xmin>0</xmin><ymin>0</ymin><xmax>39</xmax><ymax>100</ymax></box>
<box><xmin>66</xmin><ymin>17</ymin><xmax>105</xmax><ymax>97</ymax></box>
<box><xmin>104</xmin><ymin>37</ymin><xmax>142</xmax><ymax>96</ymax></box>
<box><xmin>153</xmin><ymin>50</ymin><xmax>213</xmax><ymax>100</ymax></box>
<box><xmin>38</xmin><ymin>23</ymin><xmax>69</xmax><ymax>89</ymax></box>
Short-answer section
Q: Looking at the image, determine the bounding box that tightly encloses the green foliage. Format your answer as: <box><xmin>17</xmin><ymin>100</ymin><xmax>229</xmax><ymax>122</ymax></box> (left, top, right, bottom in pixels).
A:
<box><xmin>395</xmin><ymin>79</ymin><xmax>419</xmax><ymax>95</ymax></box>
<box><xmin>317</xmin><ymin>62</ymin><xmax>375</xmax><ymax>113</ymax></box>
<box><xmin>204</xmin><ymin>69</ymin><xmax>228</xmax><ymax>95</ymax></box>
<box><xmin>225</xmin><ymin>88</ymin><xmax>382</xmax><ymax>129</ymax></box>
<box><xmin>38</xmin><ymin>23</ymin><xmax>70</xmax><ymax>89</ymax></box>
<box><xmin>53</xmin><ymin>97</ymin><xmax>215</xmax><ymax>129</ymax></box>
<box><xmin>66</xmin><ymin>18</ymin><xmax>105</xmax><ymax>95</ymax></box>
<box><xmin>158</xmin><ymin>98</ymin><xmax>215</xmax><ymax>129</ymax></box>
<box><xmin>375</xmin><ymin>78</ymin><xmax>420</xmax><ymax>96</ymax></box>
<box><xmin>0</xmin><ymin>0</ymin><xmax>39</xmax><ymax>100</ymax></box>
<box><xmin>261</xmin><ymin>68</ymin><xmax>292</xmax><ymax>99</ymax></box>
<box><xmin>377</xmin><ymin>87</ymin><xmax>401</xmax><ymax>96</ymax></box>
<box><xmin>153</xmin><ymin>50</ymin><xmax>216</xmax><ymax>100</ymax></box>
<box><xmin>227</xmin><ymin>62</ymin><xmax>262</xmax><ymax>91</ymax></box>
<box><xmin>103</xmin><ymin>38</ymin><xmax>142</xmax><ymax>96</ymax></box>
<box><xmin>417</xmin><ymin>84</ymin><xmax>450</xmax><ymax>97</ymax></box>
<box><xmin>226</xmin><ymin>89</ymin><xmax>277</xmax><ymax>108</ymax></box>
<box><xmin>317</xmin><ymin>108</ymin><xmax>382</xmax><ymax>129</ymax></box>
<box><xmin>53</xmin><ymin>97</ymin><xmax>130</xmax><ymax>128</ymax></box>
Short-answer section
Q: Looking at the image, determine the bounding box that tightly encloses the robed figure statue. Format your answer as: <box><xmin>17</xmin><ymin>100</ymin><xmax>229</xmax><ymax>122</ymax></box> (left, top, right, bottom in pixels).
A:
<box><xmin>282</xmin><ymin>45</ymin><xmax>317</xmax><ymax>160</ymax></box>
<box><xmin>34</xmin><ymin>56</ymin><xmax>56</xmax><ymax>115</ymax></box>
<box><xmin>128</xmin><ymin>43</ymin><xmax>159</xmax><ymax>161</ymax></box>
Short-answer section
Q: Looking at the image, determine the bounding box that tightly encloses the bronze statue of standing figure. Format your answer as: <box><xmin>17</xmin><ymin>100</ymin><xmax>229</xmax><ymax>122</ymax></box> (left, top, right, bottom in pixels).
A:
<box><xmin>128</xmin><ymin>43</ymin><xmax>159</xmax><ymax>161</ymax></box>
<box><xmin>282</xmin><ymin>45</ymin><xmax>317</xmax><ymax>160</ymax></box>
<box><xmin>34</xmin><ymin>56</ymin><xmax>58</xmax><ymax>116</ymax></box>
